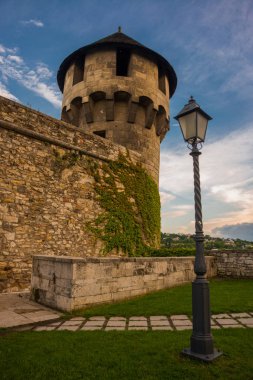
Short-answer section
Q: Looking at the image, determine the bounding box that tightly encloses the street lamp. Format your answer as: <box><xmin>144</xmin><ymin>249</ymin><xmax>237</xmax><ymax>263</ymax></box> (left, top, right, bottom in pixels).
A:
<box><xmin>174</xmin><ymin>96</ymin><xmax>222</xmax><ymax>362</ymax></box>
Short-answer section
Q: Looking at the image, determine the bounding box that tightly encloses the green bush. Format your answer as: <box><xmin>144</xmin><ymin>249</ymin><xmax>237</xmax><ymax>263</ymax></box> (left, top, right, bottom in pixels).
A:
<box><xmin>147</xmin><ymin>247</ymin><xmax>196</xmax><ymax>257</ymax></box>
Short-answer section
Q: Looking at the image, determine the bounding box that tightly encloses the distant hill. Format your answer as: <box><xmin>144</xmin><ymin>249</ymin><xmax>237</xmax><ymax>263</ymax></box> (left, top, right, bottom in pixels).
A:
<box><xmin>161</xmin><ymin>233</ymin><xmax>253</xmax><ymax>251</ymax></box>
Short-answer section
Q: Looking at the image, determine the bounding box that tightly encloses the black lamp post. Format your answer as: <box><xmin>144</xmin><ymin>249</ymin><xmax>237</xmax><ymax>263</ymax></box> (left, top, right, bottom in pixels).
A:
<box><xmin>174</xmin><ymin>96</ymin><xmax>222</xmax><ymax>362</ymax></box>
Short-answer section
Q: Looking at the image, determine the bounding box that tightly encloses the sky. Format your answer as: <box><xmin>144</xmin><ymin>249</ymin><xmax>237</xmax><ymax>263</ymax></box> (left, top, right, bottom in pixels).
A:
<box><xmin>0</xmin><ymin>0</ymin><xmax>253</xmax><ymax>241</ymax></box>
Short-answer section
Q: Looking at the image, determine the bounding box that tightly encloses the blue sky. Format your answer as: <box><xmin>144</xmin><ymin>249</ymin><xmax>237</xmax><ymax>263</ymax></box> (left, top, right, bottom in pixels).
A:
<box><xmin>0</xmin><ymin>0</ymin><xmax>253</xmax><ymax>240</ymax></box>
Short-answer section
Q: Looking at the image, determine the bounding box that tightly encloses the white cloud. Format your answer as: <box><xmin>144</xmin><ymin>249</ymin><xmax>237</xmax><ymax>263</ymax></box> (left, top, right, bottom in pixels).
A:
<box><xmin>159</xmin><ymin>191</ymin><xmax>175</xmax><ymax>205</ymax></box>
<box><xmin>0</xmin><ymin>44</ymin><xmax>61</xmax><ymax>108</ymax></box>
<box><xmin>7</xmin><ymin>55</ymin><xmax>23</xmax><ymax>64</ymax></box>
<box><xmin>21</xmin><ymin>19</ymin><xmax>44</xmax><ymax>27</ymax></box>
<box><xmin>160</xmin><ymin>124</ymin><xmax>253</xmax><ymax>234</ymax></box>
<box><xmin>0</xmin><ymin>81</ymin><xmax>19</xmax><ymax>102</ymax></box>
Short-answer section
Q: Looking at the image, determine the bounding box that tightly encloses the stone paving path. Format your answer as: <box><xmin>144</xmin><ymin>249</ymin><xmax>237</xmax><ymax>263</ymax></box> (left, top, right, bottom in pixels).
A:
<box><xmin>32</xmin><ymin>313</ymin><xmax>253</xmax><ymax>332</ymax></box>
<box><xmin>0</xmin><ymin>292</ymin><xmax>61</xmax><ymax>328</ymax></box>
<box><xmin>1</xmin><ymin>293</ymin><xmax>253</xmax><ymax>332</ymax></box>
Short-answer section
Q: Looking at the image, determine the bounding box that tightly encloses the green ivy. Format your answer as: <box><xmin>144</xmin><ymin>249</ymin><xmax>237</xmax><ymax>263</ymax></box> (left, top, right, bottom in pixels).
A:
<box><xmin>87</xmin><ymin>154</ymin><xmax>160</xmax><ymax>256</ymax></box>
<box><xmin>52</xmin><ymin>149</ymin><xmax>80</xmax><ymax>172</ymax></box>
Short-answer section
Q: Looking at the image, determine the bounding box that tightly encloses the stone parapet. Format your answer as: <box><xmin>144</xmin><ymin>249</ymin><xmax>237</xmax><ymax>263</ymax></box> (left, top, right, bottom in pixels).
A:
<box><xmin>31</xmin><ymin>255</ymin><xmax>217</xmax><ymax>311</ymax></box>
<box><xmin>213</xmin><ymin>251</ymin><xmax>253</xmax><ymax>278</ymax></box>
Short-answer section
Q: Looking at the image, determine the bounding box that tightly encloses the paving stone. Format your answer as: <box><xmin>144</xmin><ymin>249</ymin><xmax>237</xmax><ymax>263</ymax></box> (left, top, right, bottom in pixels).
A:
<box><xmin>25</xmin><ymin>310</ymin><xmax>59</xmax><ymax>318</ymax></box>
<box><xmin>171</xmin><ymin>319</ymin><xmax>192</xmax><ymax>326</ymax></box>
<box><xmin>150</xmin><ymin>316</ymin><xmax>168</xmax><ymax>321</ymax></box>
<box><xmin>230</xmin><ymin>313</ymin><xmax>251</xmax><ymax>318</ymax></box>
<box><xmin>211</xmin><ymin>325</ymin><xmax>221</xmax><ymax>329</ymax></box>
<box><xmin>105</xmin><ymin>326</ymin><xmax>125</xmax><ymax>331</ymax></box>
<box><xmin>129</xmin><ymin>317</ymin><xmax>147</xmax><ymax>321</ymax></box>
<box><xmin>170</xmin><ymin>315</ymin><xmax>189</xmax><ymax>320</ymax></box>
<box><xmin>174</xmin><ymin>325</ymin><xmax>192</xmax><ymax>330</ymax></box>
<box><xmin>88</xmin><ymin>316</ymin><xmax>106</xmax><ymax>321</ymax></box>
<box><xmin>81</xmin><ymin>326</ymin><xmax>103</xmax><ymax>331</ymax></box>
<box><xmin>212</xmin><ymin>314</ymin><xmax>230</xmax><ymax>319</ymax></box>
<box><xmin>84</xmin><ymin>320</ymin><xmax>105</xmax><ymax>327</ymax></box>
<box><xmin>0</xmin><ymin>311</ymin><xmax>31</xmax><ymax>328</ymax></box>
<box><xmin>128</xmin><ymin>326</ymin><xmax>148</xmax><ymax>330</ymax></box>
<box><xmin>128</xmin><ymin>320</ymin><xmax>148</xmax><ymax>327</ymax></box>
<box><xmin>150</xmin><ymin>320</ymin><xmax>170</xmax><ymax>327</ymax></box>
<box><xmin>216</xmin><ymin>318</ymin><xmax>239</xmax><ymax>325</ymax></box>
<box><xmin>60</xmin><ymin>320</ymin><xmax>83</xmax><ymax>326</ymax></box>
<box><xmin>33</xmin><ymin>326</ymin><xmax>56</xmax><ymax>331</ymax></box>
<box><xmin>222</xmin><ymin>324</ymin><xmax>245</xmax><ymax>329</ymax></box>
<box><xmin>57</xmin><ymin>325</ymin><xmax>79</xmax><ymax>331</ymax></box>
<box><xmin>107</xmin><ymin>317</ymin><xmax>126</xmax><ymax>321</ymax></box>
<box><xmin>151</xmin><ymin>326</ymin><xmax>173</xmax><ymax>331</ymax></box>
<box><xmin>27</xmin><ymin>315</ymin><xmax>60</xmax><ymax>323</ymax></box>
<box><xmin>107</xmin><ymin>320</ymin><xmax>126</xmax><ymax>327</ymax></box>
<box><xmin>238</xmin><ymin>318</ymin><xmax>253</xmax><ymax>325</ymax></box>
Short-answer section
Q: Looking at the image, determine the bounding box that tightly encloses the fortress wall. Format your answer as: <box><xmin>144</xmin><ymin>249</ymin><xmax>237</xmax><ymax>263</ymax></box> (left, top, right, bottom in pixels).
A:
<box><xmin>0</xmin><ymin>96</ymin><xmax>143</xmax><ymax>293</ymax></box>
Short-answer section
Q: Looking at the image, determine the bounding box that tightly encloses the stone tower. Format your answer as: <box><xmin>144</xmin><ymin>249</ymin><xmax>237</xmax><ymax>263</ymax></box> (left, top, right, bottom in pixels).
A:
<box><xmin>57</xmin><ymin>29</ymin><xmax>177</xmax><ymax>183</ymax></box>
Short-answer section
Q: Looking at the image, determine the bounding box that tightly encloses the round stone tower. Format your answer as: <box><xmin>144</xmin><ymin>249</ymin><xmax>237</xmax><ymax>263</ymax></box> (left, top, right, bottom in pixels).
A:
<box><xmin>57</xmin><ymin>29</ymin><xmax>177</xmax><ymax>183</ymax></box>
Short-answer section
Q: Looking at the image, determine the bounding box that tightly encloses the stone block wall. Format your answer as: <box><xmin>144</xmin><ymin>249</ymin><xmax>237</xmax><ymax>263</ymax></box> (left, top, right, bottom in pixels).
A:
<box><xmin>31</xmin><ymin>255</ymin><xmax>217</xmax><ymax>311</ymax></box>
<box><xmin>61</xmin><ymin>49</ymin><xmax>171</xmax><ymax>184</ymax></box>
<box><xmin>214</xmin><ymin>251</ymin><xmax>253</xmax><ymax>278</ymax></box>
<box><xmin>1</xmin><ymin>96</ymin><xmax>156</xmax><ymax>293</ymax></box>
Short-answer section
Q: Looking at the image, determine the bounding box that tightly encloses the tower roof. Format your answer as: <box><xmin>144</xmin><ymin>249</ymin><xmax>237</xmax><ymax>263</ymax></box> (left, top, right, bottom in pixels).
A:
<box><xmin>57</xmin><ymin>31</ymin><xmax>177</xmax><ymax>98</ymax></box>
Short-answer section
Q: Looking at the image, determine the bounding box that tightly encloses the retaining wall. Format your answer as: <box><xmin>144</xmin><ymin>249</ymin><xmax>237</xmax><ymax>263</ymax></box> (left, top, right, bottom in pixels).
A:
<box><xmin>31</xmin><ymin>255</ymin><xmax>217</xmax><ymax>311</ymax></box>
<box><xmin>214</xmin><ymin>251</ymin><xmax>253</xmax><ymax>278</ymax></box>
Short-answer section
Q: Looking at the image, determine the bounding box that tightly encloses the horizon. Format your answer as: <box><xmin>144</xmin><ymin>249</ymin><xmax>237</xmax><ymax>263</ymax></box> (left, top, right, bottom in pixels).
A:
<box><xmin>0</xmin><ymin>0</ymin><xmax>252</xmax><ymax>241</ymax></box>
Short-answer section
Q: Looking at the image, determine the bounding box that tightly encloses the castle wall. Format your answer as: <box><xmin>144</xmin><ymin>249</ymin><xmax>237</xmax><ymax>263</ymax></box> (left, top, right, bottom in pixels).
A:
<box><xmin>0</xmin><ymin>96</ymin><xmax>158</xmax><ymax>293</ymax></box>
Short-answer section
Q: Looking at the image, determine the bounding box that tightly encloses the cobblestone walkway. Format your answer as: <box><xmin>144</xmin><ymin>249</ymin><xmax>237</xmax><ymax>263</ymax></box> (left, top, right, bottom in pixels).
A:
<box><xmin>32</xmin><ymin>313</ymin><xmax>253</xmax><ymax>331</ymax></box>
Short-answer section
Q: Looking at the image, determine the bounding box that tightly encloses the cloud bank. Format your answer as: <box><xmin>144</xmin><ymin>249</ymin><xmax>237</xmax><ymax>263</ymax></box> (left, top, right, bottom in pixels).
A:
<box><xmin>160</xmin><ymin>123</ymin><xmax>253</xmax><ymax>236</ymax></box>
<box><xmin>213</xmin><ymin>223</ymin><xmax>253</xmax><ymax>242</ymax></box>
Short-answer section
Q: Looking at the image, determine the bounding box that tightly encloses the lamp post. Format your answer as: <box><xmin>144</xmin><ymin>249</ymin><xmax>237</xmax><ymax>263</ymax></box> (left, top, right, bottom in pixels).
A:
<box><xmin>174</xmin><ymin>96</ymin><xmax>222</xmax><ymax>362</ymax></box>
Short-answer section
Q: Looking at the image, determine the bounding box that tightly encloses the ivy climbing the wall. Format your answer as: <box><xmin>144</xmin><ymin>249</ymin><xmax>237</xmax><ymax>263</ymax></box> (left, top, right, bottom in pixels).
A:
<box><xmin>87</xmin><ymin>154</ymin><xmax>160</xmax><ymax>256</ymax></box>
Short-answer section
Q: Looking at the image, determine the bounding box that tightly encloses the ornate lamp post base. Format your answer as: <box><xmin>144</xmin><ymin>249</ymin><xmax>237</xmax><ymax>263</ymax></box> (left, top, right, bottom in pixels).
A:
<box><xmin>182</xmin><ymin>277</ymin><xmax>223</xmax><ymax>362</ymax></box>
<box><xmin>182</xmin><ymin>348</ymin><xmax>222</xmax><ymax>363</ymax></box>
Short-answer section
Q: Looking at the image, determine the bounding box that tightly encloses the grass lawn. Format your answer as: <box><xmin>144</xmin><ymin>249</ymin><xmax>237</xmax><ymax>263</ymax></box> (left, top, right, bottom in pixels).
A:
<box><xmin>1</xmin><ymin>279</ymin><xmax>253</xmax><ymax>379</ymax></box>
<box><xmin>0</xmin><ymin>329</ymin><xmax>253</xmax><ymax>380</ymax></box>
<box><xmin>69</xmin><ymin>278</ymin><xmax>253</xmax><ymax>317</ymax></box>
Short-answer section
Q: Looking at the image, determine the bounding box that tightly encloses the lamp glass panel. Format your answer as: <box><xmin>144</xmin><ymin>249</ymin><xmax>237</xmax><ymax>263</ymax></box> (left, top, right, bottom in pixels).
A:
<box><xmin>179</xmin><ymin>112</ymin><xmax>197</xmax><ymax>142</ymax></box>
<box><xmin>197</xmin><ymin>112</ymin><xmax>208</xmax><ymax>141</ymax></box>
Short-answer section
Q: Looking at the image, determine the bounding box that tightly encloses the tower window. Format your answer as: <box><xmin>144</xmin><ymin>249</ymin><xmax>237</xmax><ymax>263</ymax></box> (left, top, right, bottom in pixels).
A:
<box><xmin>93</xmin><ymin>130</ymin><xmax>106</xmax><ymax>138</ymax></box>
<box><xmin>73</xmin><ymin>57</ymin><xmax>85</xmax><ymax>85</ymax></box>
<box><xmin>158</xmin><ymin>65</ymin><xmax>166</xmax><ymax>94</ymax></box>
<box><xmin>116</xmin><ymin>48</ymin><xmax>130</xmax><ymax>76</ymax></box>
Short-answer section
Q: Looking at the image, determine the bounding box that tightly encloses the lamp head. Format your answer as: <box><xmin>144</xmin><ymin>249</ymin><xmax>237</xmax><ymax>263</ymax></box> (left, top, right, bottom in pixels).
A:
<box><xmin>174</xmin><ymin>96</ymin><xmax>212</xmax><ymax>145</ymax></box>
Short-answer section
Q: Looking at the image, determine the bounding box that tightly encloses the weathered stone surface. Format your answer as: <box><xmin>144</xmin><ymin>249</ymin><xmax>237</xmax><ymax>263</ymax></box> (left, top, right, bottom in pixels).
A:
<box><xmin>213</xmin><ymin>252</ymin><xmax>253</xmax><ymax>278</ymax></box>
<box><xmin>31</xmin><ymin>255</ymin><xmax>216</xmax><ymax>311</ymax></box>
<box><xmin>0</xmin><ymin>96</ymin><xmax>151</xmax><ymax>293</ymax></box>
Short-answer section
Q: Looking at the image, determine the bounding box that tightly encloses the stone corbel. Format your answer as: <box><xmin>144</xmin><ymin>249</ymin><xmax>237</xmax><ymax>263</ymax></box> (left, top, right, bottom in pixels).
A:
<box><xmin>145</xmin><ymin>107</ymin><xmax>157</xmax><ymax>129</ymax></box>
<box><xmin>83</xmin><ymin>101</ymin><xmax>93</xmax><ymax>123</ymax></box>
<box><xmin>105</xmin><ymin>98</ymin><xmax>114</xmax><ymax>121</ymax></box>
<box><xmin>127</xmin><ymin>100</ymin><xmax>139</xmax><ymax>123</ymax></box>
